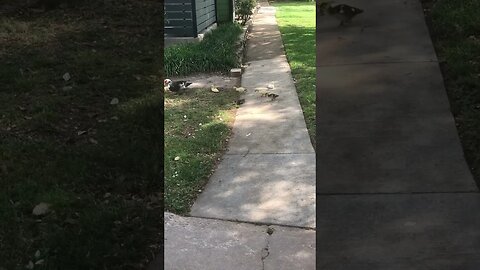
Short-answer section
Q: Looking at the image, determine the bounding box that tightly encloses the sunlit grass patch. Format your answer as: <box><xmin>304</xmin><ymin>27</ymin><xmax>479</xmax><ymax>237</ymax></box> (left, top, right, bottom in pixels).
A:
<box><xmin>164</xmin><ymin>89</ymin><xmax>240</xmax><ymax>213</ymax></box>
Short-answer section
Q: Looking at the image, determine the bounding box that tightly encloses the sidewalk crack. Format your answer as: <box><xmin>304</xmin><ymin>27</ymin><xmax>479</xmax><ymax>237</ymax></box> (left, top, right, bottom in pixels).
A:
<box><xmin>261</xmin><ymin>226</ymin><xmax>274</xmax><ymax>269</ymax></box>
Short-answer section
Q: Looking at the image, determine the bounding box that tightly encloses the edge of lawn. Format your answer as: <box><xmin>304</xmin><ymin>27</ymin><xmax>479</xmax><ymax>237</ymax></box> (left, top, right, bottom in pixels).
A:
<box><xmin>271</xmin><ymin>1</ymin><xmax>316</xmax><ymax>149</ymax></box>
<box><xmin>421</xmin><ymin>0</ymin><xmax>480</xmax><ymax>187</ymax></box>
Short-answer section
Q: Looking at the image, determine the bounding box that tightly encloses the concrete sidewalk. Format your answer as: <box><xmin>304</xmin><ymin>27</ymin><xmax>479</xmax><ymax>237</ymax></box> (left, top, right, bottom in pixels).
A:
<box><xmin>317</xmin><ymin>0</ymin><xmax>480</xmax><ymax>268</ymax></box>
<box><xmin>161</xmin><ymin>213</ymin><xmax>315</xmax><ymax>270</ymax></box>
<box><xmin>191</xmin><ymin>2</ymin><xmax>315</xmax><ymax>229</ymax></box>
<box><xmin>159</xmin><ymin>1</ymin><xmax>316</xmax><ymax>269</ymax></box>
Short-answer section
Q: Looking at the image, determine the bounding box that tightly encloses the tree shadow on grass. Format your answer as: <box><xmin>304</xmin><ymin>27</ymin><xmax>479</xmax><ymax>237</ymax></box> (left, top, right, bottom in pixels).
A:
<box><xmin>0</xmin><ymin>1</ymin><xmax>164</xmax><ymax>269</ymax></box>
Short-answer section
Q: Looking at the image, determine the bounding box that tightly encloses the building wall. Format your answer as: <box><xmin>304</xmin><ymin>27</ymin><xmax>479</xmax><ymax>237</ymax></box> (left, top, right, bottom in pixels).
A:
<box><xmin>195</xmin><ymin>0</ymin><xmax>216</xmax><ymax>34</ymax></box>
<box><xmin>164</xmin><ymin>0</ymin><xmax>195</xmax><ymax>37</ymax></box>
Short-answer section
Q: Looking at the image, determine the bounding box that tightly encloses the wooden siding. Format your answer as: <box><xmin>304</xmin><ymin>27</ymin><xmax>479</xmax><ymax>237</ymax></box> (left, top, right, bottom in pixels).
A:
<box><xmin>164</xmin><ymin>0</ymin><xmax>195</xmax><ymax>37</ymax></box>
<box><xmin>195</xmin><ymin>0</ymin><xmax>216</xmax><ymax>34</ymax></box>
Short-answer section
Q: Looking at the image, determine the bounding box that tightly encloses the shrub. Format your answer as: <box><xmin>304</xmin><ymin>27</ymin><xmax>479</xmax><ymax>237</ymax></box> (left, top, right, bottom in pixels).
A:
<box><xmin>164</xmin><ymin>23</ymin><xmax>243</xmax><ymax>76</ymax></box>
<box><xmin>235</xmin><ymin>0</ymin><xmax>256</xmax><ymax>25</ymax></box>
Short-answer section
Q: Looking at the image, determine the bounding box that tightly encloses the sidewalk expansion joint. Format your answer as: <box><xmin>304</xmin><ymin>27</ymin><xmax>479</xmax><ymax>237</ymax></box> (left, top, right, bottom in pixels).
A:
<box><xmin>261</xmin><ymin>231</ymin><xmax>271</xmax><ymax>270</ymax></box>
<box><xmin>187</xmin><ymin>214</ymin><xmax>316</xmax><ymax>231</ymax></box>
<box><xmin>317</xmin><ymin>190</ymin><xmax>480</xmax><ymax>196</ymax></box>
<box><xmin>225</xmin><ymin>152</ymin><xmax>315</xmax><ymax>156</ymax></box>
<box><xmin>317</xmin><ymin>59</ymin><xmax>438</xmax><ymax>68</ymax></box>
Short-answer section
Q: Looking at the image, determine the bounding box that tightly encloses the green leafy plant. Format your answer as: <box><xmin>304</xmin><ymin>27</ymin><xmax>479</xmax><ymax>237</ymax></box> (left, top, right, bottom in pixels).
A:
<box><xmin>235</xmin><ymin>0</ymin><xmax>256</xmax><ymax>25</ymax></box>
<box><xmin>164</xmin><ymin>23</ymin><xmax>243</xmax><ymax>76</ymax></box>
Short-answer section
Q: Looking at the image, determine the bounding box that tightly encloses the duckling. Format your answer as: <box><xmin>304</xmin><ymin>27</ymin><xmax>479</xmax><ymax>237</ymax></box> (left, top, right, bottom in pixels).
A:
<box><xmin>320</xmin><ymin>3</ymin><xmax>364</xmax><ymax>26</ymax></box>
<box><xmin>235</xmin><ymin>87</ymin><xmax>247</xmax><ymax>93</ymax></box>
<box><xmin>255</xmin><ymin>87</ymin><xmax>269</xmax><ymax>95</ymax></box>
<box><xmin>210</xmin><ymin>85</ymin><xmax>219</xmax><ymax>93</ymax></box>
<box><xmin>267</xmin><ymin>93</ymin><xmax>279</xmax><ymax>101</ymax></box>
<box><xmin>235</xmin><ymin>99</ymin><xmax>245</xmax><ymax>105</ymax></box>
<box><xmin>164</xmin><ymin>79</ymin><xmax>192</xmax><ymax>93</ymax></box>
<box><xmin>259</xmin><ymin>91</ymin><xmax>279</xmax><ymax>101</ymax></box>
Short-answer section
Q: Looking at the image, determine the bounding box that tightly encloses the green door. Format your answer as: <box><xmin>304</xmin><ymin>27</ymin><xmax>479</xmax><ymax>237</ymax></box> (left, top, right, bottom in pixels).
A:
<box><xmin>216</xmin><ymin>0</ymin><xmax>233</xmax><ymax>23</ymax></box>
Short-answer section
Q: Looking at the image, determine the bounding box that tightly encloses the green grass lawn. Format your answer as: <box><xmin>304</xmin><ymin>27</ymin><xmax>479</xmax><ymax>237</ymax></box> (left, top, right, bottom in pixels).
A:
<box><xmin>272</xmin><ymin>1</ymin><xmax>316</xmax><ymax>147</ymax></box>
<box><xmin>164</xmin><ymin>89</ymin><xmax>240</xmax><ymax>213</ymax></box>
<box><xmin>0</xmin><ymin>1</ymin><xmax>162</xmax><ymax>269</ymax></box>
<box><xmin>422</xmin><ymin>0</ymin><xmax>480</xmax><ymax>185</ymax></box>
<box><xmin>164</xmin><ymin>23</ymin><xmax>243</xmax><ymax>77</ymax></box>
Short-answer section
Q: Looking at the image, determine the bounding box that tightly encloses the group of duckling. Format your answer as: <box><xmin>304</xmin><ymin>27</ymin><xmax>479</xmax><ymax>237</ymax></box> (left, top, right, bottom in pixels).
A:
<box><xmin>164</xmin><ymin>79</ymin><xmax>280</xmax><ymax>102</ymax></box>
<box><xmin>254</xmin><ymin>84</ymin><xmax>279</xmax><ymax>101</ymax></box>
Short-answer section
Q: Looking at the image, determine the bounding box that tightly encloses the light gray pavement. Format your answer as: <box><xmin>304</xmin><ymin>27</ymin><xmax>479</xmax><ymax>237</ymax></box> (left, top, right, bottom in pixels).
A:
<box><xmin>190</xmin><ymin>154</ymin><xmax>315</xmax><ymax>227</ymax></box>
<box><xmin>162</xmin><ymin>213</ymin><xmax>315</xmax><ymax>270</ymax></box>
<box><xmin>317</xmin><ymin>0</ymin><xmax>480</xmax><ymax>268</ymax></box>
<box><xmin>160</xmin><ymin>2</ymin><xmax>316</xmax><ymax>270</ymax></box>
<box><xmin>264</xmin><ymin>225</ymin><xmax>316</xmax><ymax>270</ymax></box>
